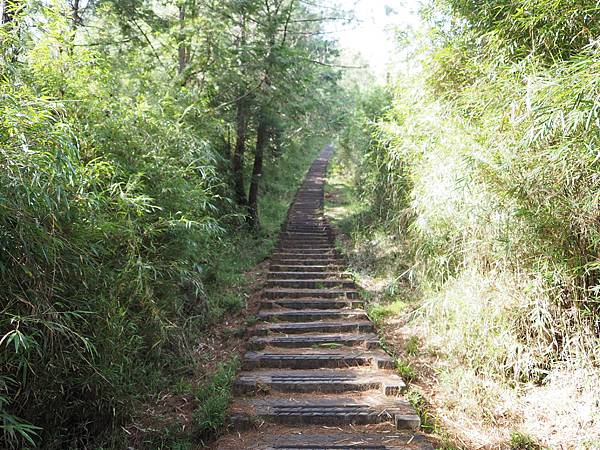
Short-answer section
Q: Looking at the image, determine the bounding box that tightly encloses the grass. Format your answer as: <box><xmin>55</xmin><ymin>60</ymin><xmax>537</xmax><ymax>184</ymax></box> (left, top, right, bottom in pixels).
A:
<box><xmin>395</xmin><ymin>359</ymin><xmax>417</xmax><ymax>383</ymax></box>
<box><xmin>404</xmin><ymin>388</ymin><xmax>436</xmax><ymax>433</ymax></box>
<box><xmin>368</xmin><ymin>300</ymin><xmax>408</xmax><ymax>326</ymax></box>
<box><xmin>509</xmin><ymin>432</ymin><xmax>543</xmax><ymax>450</ymax></box>
<box><xmin>405</xmin><ymin>336</ymin><xmax>420</xmax><ymax>356</ymax></box>
<box><xmin>325</xmin><ymin>145</ymin><xmax>589</xmax><ymax>447</ymax></box>
<box><xmin>193</xmin><ymin>357</ymin><xmax>240</xmax><ymax>439</ymax></box>
<box><xmin>327</xmin><ymin>47</ymin><xmax>600</xmax><ymax>445</ymax></box>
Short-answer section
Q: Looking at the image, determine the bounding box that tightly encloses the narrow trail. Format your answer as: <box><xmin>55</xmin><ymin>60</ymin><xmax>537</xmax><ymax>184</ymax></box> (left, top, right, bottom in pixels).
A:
<box><xmin>214</xmin><ymin>146</ymin><xmax>432</xmax><ymax>449</ymax></box>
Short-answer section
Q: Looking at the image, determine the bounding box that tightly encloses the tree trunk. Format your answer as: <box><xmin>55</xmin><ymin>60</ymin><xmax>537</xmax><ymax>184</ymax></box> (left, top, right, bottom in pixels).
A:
<box><xmin>1</xmin><ymin>0</ymin><xmax>21</xmax><ymax>61</ymax></box>
<box><xmin>247</xmin><ymin>113</ymin><xmax>269</xmax><ymax>228</ymax></box>
<box><xmin>72</xmin><ymin>0</ymin><xmax>81</xmax><ymax>28</ymax></box>
<box><xmin>232</xmin><ymin>95</ymin><xmax>248</xmax><ymax>206</ymax></box>
<box><xmin>1</xmin><ymin>0</ymin><xmax>11</xmax><ymax>25</ymax></box>
<box><xmin>177</xmin><ymin>4</ymin><xmax>187</xmax><ymax>75</ymax></box>
<box><xmin>1</xmin><ymin>0</ymin><xmax>19</xmax><ymax>25</ymax></box>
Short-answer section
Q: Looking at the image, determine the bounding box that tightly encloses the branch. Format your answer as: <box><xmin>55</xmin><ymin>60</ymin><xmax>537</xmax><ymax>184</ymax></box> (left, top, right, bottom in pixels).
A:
<box><xmin>288</xmin><ymin>16</ymin><xmax>353</xmax><ymax>23</ymax></box>
<box><xmin>280</xmin><ymin>0</ymin><xmax>295</xmax><ymax>46</ymax></box>
<box><xmin>207</xmin><ymin>80</ymin><xmax>265</xmax><ymax>112</ymax></box>
<box><xmin>131</xmin><ymin>19</ymin><xmax>168</xmax><ymax>72</ymax></box>
<box><xmin>72</xmin><ymin>38</ymin><xmax>133</xmax><ymax>47</ymax></box>
<box><xmin>304</xmin><ymin>59</ymin><xmax>367</xmax><ymax>69</ymax></box>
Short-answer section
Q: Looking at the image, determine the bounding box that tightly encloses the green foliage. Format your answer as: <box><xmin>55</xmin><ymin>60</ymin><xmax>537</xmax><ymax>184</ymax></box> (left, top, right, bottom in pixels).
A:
<box><xmin>442</xmin><ymin>0</ymin><xmax>600</xmax><ymax>61</ymax></box>
<box><xmin>509</xmin><ymin>432</ymin><xmax>542</xmax><ymax>450</ymax></box>
<box><xmin>339</xmin><ymin>0</ymin><xmax>600</xmax><ymax>385</ymax></box>
<box><xmin>193</xmin><ymin>358</ymin><xmax>240</xmax><ymax>438</ymax></box>
<box><xmin>404</xmin><ymin>388</ymin><xmax>435</xmax><ymax>432</ymax></box>
<box><xmin>405</xmin><ymin>336</ymin><xmax>420</xmax><ymax>356</ymax></box>
<box><xmin>395</xmin><ymin>359</ymin><xmax>417</xmax><ymax>383</ymax></box>
<box><xmin>369</xmin><ymin>301</ymin><xmax>407</xmax><ymax>326</ymax></box>
<box><xmin>0</xmin><ymin>0</ymin><xmax>341</xmax><ymax>448</ymax></box>
<box><xmin>334</xmin><ymin>1</ymin><xmax>600</xmax><ymax>445</ymax></box>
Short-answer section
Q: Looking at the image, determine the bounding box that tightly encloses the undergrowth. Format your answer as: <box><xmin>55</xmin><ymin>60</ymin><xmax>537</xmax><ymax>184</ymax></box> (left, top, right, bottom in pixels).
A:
<box><xmin>328</xmin><ymin>18</ymin><xmax>600</xmax><ymax>441</ymax></box>
<box><xmin>0</xmin><ymin>2</ymin><xmax>329</xmax><ymax>447</ymax></box>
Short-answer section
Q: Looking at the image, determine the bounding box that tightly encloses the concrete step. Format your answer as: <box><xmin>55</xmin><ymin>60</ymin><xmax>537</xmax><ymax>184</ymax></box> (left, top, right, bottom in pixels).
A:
<box><xmin>270</xmin><ymin>264</ymin><xmax>342</xmax><ymax>273</ymax></box>
<box><xmin>234</xmin><ymin>368</ymin><xmax>406</xmax><ymax>395</ymax></box>
<box><xmin>271</xmin><ymin>254</ymin><xmax>339</xmax><ymax>262</ymax></box>
<box><xmin>263</xmin><ymin>288</ymin><xmax>359</xmax><ymax>300</ymax></box>
<box><xmin>280</xmin><ymin>232</ymin><xmax>330</xmax><ymax>237</ymax></box>
<box><xmin>284</xmin><ymin>227</ymin><xmax>330</xmax><ymax>233</ymax></box>
<box><xmin>224</xmin><ymin>431</ymin><xmax>433</xmax><ymax>450</ymax></box>
<box><xmin>278</xmin><ymin>236</ymin><xmax>331</xmax><ymax>243</ymax></box>
<box><xmin>270</xmin><ymin>258</ymin><xmax>340</xmax><ymax>266</ymax></box>
<box><xmin>267</xmin><ymin>271</ymin><xmax>346</xmax><ymax>280</ymax></box>
<box><xmin>229</xmin><ymin>394</ymin><xmax>420</xmax><ymax>429</ymax></box>
<box><xmin>272</xmin><ymin>252</ymin><xmax>338</xmax><ymax>259</ymax></box>
<box><xmin>242</xmin><ymin>349</ymin><xmax>394</xmax><ymax>370</ymax></box>
<box><xmin>253</xmin><ymin>319</ymin><xmax>374</xmax><ymax>336</ymax></box>
<box><xmin>247</xmin><ymin>332</ymin><xmax>379</xmax><ymax>350</ymax></box>
<box><xmin>258</xmin><ymin>309</ymin><xmax>367</xmax><ymax>322</ymax></box>
<box><xmin>285</xmin><ymin>214</ymin><xmax>323</xmax><ymax>218</ymax></box>
<box><xmin>279</xmin><ymin>238</ymin><xmax>327</xmax><ymax>242</ymax></box>
<box><xmin>274</xmin><ymin>247</ymin><xmax>336</xmax><ymax>254</ymax></box>
<box><xmin>261</xmin><ymin>298</ymin><xmax>363</xmax><ymax>310</ymax></box>
<box><xmin>266</xmin><ymin>279</ymin><xmax>355</xmax><ymax>289</ymax></box>
<box><xmin>276</xmin><ymin>244</ymin><xmax>333</xmax><ymax>250</ymax></box>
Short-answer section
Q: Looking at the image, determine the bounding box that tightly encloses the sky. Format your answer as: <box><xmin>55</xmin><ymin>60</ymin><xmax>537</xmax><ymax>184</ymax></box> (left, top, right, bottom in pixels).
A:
<box><xmin>327</xmin><ymin>0</ymin><xmax>423</xmax><ymax>78</ymax></box>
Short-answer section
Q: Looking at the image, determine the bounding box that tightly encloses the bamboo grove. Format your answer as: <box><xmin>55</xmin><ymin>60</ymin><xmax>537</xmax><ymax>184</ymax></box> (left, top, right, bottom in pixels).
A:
<box><xmin>0</xmin><ymin>0</ymin><xmax>346</xmax><ymax>447</ymax></box>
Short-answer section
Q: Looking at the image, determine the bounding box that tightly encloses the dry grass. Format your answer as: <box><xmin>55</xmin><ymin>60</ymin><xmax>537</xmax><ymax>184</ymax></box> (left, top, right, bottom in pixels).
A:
<box><xmin>325</xmin><ymin>163</ymin><xmax>600</xmax><ymax>450</ymax></box>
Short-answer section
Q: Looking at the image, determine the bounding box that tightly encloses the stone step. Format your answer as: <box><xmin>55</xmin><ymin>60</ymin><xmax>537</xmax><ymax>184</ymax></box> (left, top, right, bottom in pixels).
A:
<box><xmin>286</xmin><ymin>220</ymin><xmax>326</xmax><ymax>225</ymax></box>
<box><xmin>276</xmin><ymin>245</ymin><xmax>335</xmax><ymax>251</ymax></box>
<box><xmin>278</xmin><ymin>239</ymin><xmax>333</xmax><ymax>245</ymax></box>
<box><xmin>278</xmin><ymin>238</ymin><xmax>331</xmax><ymax>243</ymax></box>
<box><xmin>261</xmin><ymin>298</ymin><xmax>363</xmax><ymax>310</ymax></box>
<box><xmin>242</xmin><ymin>349</ymin><xmax>394</xmax><ymax>370</ymax></box>
<box><xmin>280</xmin><ymin>231</ymin><xmax>330</xmax><ymax>237</ymax></box>
<box><xmin>285</xmin><ymin>222</ymin><xmax>328</xmax><ymax>227</ymax></box>
<box><xmin>215</xmin><ymin>147</ymin><xmax>432</xmax><ymax>450</ymax></box>
<box><xmin>275</xmin><ymin>247</ymin><xmax>336</xmax><ymax>254</ymax></box>
<box><xmin>270</xmin><ymin>264</ymin><xmax>342</xmax><ymax>273</ymax></box>
<box><xmin>284</xmin><ymin>227</ymin><xmax>330</xmax><ymax>233</ymax></box>
<box><xmin>263</xmin><ymin>288</ymin><xmax>359</xmax><ymax>300</ymax></box>
<box><xmin>278</xmin><ymin>235</ymin><xmax>331</xmax><ymax>242</ymax></box>
<box><xmin>229</xmin><ymin>394</ymin><xmax>420</xmax><ymax>430</ymax></box>
<box><xmin>266</xmin><ymin>279</ymin><xmax>355</xmax><ymax>289</ymax></box>
<box><xmin>271</xmin><ymin>258</ymin><xmax>340</xmax><ymax>266</ymax></box>
<box><xmin>258</xmin><ymin>309</ymin><xmax>367</xmax><ymax>322</ymax></box>
<box><xmin>231</xmin><ymin>431</ymin><xmax>433</xmax><ymax>450</ymax></box>
<box><xmin>280</xmin><ymin>228</ymin><xmax>329</xmax><ymax>233</ymax></box>
<box><xmin>253</xmin><ymin>320</ymin><xmax>374</xmax><ymax>336</ymax></box>
<box><xmin>234</xmin><ymin>368</ymin><xmax>405</xmax><ymax>396</ymax></box>
<box><xmin>267</xmin><ymin>271</ymin><xmax>346</xmax><ymax>280</ymax></box>
<box><xmin>247</xmin><ymin>332</ymin><xmax>379</xmax><ymax>350</ymax></box>
<box><xmin>272</xmin><ymin>252</ymin><xmax>338</xmax><ymax>259</ymax></box>
<box><xmin>276</xmin><ymin>244</ymin><xmax>333</xmax><ymax>251</ymax></box>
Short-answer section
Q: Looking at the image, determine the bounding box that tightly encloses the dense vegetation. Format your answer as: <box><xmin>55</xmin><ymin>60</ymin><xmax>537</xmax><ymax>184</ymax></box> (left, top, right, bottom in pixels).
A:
<box><xmin>5</xmin><ymin>0</ymin><xmax>600</xmax><ymax>448</ymax></box>
<box><xmin>335</xmin><ymin>1</ymin><xmax>599</xmax><ymax>447</ymax></box>
<box><xmin>0</xmin><ymin>0</ymin><xmax>344</xmax><ymax>448</ymax></box>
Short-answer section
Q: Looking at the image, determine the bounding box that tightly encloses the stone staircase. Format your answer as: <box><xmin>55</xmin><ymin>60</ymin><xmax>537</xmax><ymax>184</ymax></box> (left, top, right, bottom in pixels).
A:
<box><xmin>213</xmin><ymin>146</ymin><xmax>432</xmax><ymax>450</ymax></box>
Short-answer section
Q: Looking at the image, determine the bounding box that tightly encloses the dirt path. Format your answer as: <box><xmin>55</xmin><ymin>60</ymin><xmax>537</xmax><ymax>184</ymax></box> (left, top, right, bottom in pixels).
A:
<box><xmin>212</xmin><ymin>145</ymin><xmax>432</xmax><ymax>449</ymax></box>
